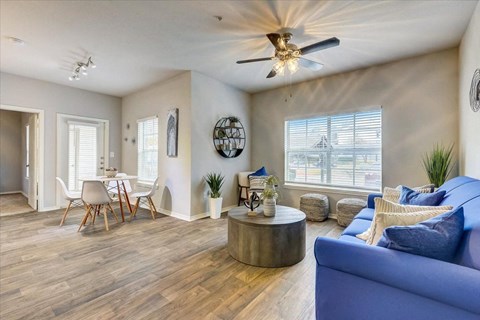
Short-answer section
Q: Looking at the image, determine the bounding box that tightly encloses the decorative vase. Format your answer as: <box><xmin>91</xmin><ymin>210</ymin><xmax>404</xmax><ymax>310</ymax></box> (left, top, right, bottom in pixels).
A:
<box><xmin>263</xmin><ymin>198</ymin><xmax>276</xmax><ymax>217</ymax></box>
<box><xmin>209</xmin><ymin>197</ymin><xmax>223</xmax><ymax>219</ymax></box>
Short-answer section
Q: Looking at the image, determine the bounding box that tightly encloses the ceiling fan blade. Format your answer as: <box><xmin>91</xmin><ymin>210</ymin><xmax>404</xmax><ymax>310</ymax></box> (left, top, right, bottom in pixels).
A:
<box><xmin>299</xmin><ymin>37</ymin><xmax>340</xmax><ymax>55</ymax></box>
<box><xmin>298</xmin><ymin>57</ymin><xmax>324</xmax><ymax>71</ymax></box>
<box><xmin>266</xmin><ymin>69</ymin><xmax>277</xmax><ymax>78</ymax></box>
<box><xmin>266</xmin><ymin>33</ymin><xmax>286</xmax><ymax>51</ymax></box>
<box><xmin>236</xmin><ymin>57</ymin><xmax>274</xmax><ymax>64</ymax></box>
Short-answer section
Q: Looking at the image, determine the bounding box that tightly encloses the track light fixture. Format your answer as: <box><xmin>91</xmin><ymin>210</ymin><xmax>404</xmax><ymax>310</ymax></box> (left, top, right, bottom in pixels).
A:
<box><xmin>69</xmin><ymin>57</ymin><xmax>96</xmax><ymax>81</ymax></box>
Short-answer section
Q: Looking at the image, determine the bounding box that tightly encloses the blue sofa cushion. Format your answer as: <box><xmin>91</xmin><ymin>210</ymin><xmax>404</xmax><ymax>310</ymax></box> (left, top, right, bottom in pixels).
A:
<box><xmin>399</xmin><ymin>186</ymin><xmax>446</xmax><ymax>206</ymax></box>
<box><xmin>377</xmin><ymin>207</ymin><xmax>464</xmax><ymax>262</ymax></box>
<box><xmin>248</xmin><ymin>166</ymin><xmax>267</xmax><ymax>177</ymax></box>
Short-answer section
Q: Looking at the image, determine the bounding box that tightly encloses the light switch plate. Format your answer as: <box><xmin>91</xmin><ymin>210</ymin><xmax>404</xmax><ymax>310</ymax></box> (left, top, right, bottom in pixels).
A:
<box><xmin>110</xmin><ymin>151</ymin><xmax>115</xmax><ymax>158</ymax></box>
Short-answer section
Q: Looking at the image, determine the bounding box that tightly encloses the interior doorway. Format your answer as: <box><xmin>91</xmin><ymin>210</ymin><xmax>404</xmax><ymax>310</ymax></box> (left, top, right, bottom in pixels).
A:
<box><xmin>0</xmin><ymin>105</ymin><xmax>44</xmax><ymax>215</ymax></box>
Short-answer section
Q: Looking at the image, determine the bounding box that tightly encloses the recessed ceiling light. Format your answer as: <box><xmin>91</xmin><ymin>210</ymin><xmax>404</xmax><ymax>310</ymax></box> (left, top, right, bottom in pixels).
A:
<box><xmin>6</xmin><ymin>36</ymin><xmax>26</xmax><ymax>46</ymax></box>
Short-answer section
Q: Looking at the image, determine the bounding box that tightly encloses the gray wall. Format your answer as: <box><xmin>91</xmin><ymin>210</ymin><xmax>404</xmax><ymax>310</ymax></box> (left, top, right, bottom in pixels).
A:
<box><xmin>0</xmin><ymin>110</ymin><xmax>22</xmax><ymax>193</ymax></box>
<box><xmin>251</xmin><ymin>48</ymin><xmax>459</xmax><ymax>214</ymax></box>
<box><xmin>0</xmin><ymin>72</ymin><xmax>122</xmax><ymax>210</ymax></box>
<box><xmin>122</xmin><ymin>71</ymin><xmax>251</xmax><ymax>220</ymax></box>
<box><xmin>459</xmin><ymin>2</ymin><xmax>480</xmax><ymax>178</ymax></box>
<box><xmin>122</xmin><ymin>72</ymin><xmax>193</xmax><ymax>219</ymax></box>
<box><xmin>191</xmin><ymin>71</ymin><xmax>251</xmax><ymax>214</ymax></box>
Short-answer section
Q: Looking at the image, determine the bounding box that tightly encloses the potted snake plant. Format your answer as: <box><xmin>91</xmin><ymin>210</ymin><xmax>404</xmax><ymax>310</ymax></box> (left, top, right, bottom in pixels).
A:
<box><xmin>204</xmin><ymin>172</ymin><xmax>225</xmax><ymax>219</ymax></box>
<box><xmin>422</xmin><ymin>143</ymin><xmax>454</xmax><ymax>187</ymax></box>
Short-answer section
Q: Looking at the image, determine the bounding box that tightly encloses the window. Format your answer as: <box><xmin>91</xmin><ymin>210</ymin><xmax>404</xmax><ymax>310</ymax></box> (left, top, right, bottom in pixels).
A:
<box><xmin>68</xmin><ymin>123</ymin><xmax>98</xmax><ymax>190</ymax></box>
<box><xmin>285</xmin><ymin>109</ymin><xmax>382</xmax><ymax>191</ymax></box>
<box><xmin>137</xmin><ymin>116</ymin><xmax>158</xmax><ymax>182</ymax></box>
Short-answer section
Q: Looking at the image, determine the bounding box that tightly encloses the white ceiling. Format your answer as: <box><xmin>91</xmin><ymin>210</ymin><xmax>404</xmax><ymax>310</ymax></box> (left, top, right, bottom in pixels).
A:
<box><xmin>0</xmin><ymin>0</ymin><xmax>477</xmax><ymax>97</ymax></box>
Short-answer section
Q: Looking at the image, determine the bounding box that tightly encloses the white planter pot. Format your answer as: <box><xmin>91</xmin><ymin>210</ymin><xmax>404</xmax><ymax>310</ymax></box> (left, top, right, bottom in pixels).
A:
<box><xmin>209</xmin><ymin>197</ymin><xmax>223</xmax><ymax>219</ymax></box>
<box><xmin>263</xmin><ymin>198</ymin><xmax>276</xmax><ymax>217</ymax></box>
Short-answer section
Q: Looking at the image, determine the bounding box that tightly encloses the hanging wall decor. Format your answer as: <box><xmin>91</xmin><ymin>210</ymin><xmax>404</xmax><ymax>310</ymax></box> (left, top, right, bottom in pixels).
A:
<box><xmin>167</xmin><ymin>108</ymin><xmax>179</xmax><ymax>157</ymax></box>
<box><xmin>213</xmin><ymin>116</ymin><xmax>245</xmax><ymax>158</ymax></box>
<box><xmin>470</xmin><ymin>68</ymin><xmax>480</xmax><ymax>112</ymax></box>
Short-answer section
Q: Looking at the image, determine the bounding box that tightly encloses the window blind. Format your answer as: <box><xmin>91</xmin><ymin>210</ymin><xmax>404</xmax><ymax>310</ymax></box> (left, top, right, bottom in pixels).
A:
<box><xmin>137</xmin><ymin>117</ymin><xmax>158</xmax><ymax>182</ymax></box>
<box><xmin>285</xmin><ymin>109</ymin><xmax>382</xmax><ymax>191</ymax></box>
<box><xmin>68</xmin><ymin>123</ymin><xmax>98</xmax><ymax>190</ymax></box>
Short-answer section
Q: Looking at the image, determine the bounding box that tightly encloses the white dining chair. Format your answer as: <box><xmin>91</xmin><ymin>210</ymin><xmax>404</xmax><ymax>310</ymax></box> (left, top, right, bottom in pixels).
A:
<box><xmin>79</xmin><ymin>180</ymin><xmax>118</xmax><ymax>231</ymax></box>
<box><xmin>56</xmin><ymin>177</ymin><xmax>83</xmax><ymax>227</ymax></box>
<box><xmin>129</xmin><ymin>177</ymin><xmax>159</xmax><ymax>221</ymax></box>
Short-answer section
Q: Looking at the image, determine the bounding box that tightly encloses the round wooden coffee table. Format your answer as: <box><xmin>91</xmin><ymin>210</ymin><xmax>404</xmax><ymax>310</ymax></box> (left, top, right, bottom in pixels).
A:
<box><xmin>228</xmin><ymin>205</ymin><xmax>306</xmax><ymax>268</ymax></box>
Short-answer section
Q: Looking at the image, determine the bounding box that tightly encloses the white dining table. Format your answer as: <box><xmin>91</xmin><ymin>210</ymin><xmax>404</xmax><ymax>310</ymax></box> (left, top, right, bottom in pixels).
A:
<box><xmin>79</xmin><ymin>175</ymin><xmax>137</xmax><ymax>222</ymax></box>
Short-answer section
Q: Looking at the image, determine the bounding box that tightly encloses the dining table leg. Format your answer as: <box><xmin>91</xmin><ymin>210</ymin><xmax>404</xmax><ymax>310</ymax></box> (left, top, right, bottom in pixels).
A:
<box><xmin>121</xmin><ymin>181</ymin><xmax>133</xmax><ymax>213</ymax></box>
<box><xmin>116</xmin><ymin>181</ymin><xmax>125</xmax><ymax>222</ymax></box>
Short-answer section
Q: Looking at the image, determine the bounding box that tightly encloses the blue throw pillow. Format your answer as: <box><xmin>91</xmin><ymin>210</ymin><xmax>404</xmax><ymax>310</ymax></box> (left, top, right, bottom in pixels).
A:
<box><xmin>249</xmin><ymin>166</ymin><xmax>268</xmax><ymax>177</ymax></box>
<box><xmin>377</xmin><ymin>207</ymin><xmax>464</xmax><ymax>262</ymax></box>
<box><xmin>399</xmin><ymin>186</ymin><xmax>446</xmax><ymax>206</ymax></box>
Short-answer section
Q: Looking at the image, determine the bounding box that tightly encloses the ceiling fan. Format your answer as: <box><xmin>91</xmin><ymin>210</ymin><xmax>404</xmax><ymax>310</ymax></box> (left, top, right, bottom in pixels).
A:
<box><xmin>236</xmin><ymin>33</ymin><xmax>340</xmax><ymax>78</ymax></box>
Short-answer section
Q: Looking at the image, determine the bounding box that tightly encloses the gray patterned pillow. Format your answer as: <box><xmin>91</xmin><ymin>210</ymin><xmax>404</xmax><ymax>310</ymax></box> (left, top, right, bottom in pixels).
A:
<box><xmin>249</xmin><ymin>176</ymin><xmax>268</xmax><ymax>191</ymax></box>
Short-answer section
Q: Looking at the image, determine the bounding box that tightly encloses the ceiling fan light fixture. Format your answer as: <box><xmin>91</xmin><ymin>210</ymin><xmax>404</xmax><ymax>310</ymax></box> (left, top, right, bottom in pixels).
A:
<box><xmin>273</xmin><ymin>60</ymin><xmax>285</xmax><ymax>76</ymax></box>
<box><xmin>287</xmin><ymin>58</ymin><xmax>299</xmax><ymax>74</ymax></box>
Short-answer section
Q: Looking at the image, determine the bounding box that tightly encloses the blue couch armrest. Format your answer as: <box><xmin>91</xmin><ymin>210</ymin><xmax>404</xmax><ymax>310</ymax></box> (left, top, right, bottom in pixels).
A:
<box><xmin>367</xmin><ymin>193</ymin><xmax>382</xmax><ymax>209</ymax></box>
<box><xmin>314</xmin><ymin>237</ymin><xmax>480</xmax><ymax>314</ymax></box>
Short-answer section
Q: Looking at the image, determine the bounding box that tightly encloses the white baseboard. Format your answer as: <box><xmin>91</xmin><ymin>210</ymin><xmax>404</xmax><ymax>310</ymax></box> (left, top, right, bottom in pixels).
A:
<box><xmin>329</xmin><ymin>213</ymin><xmax>338</xmax><ymax>220</ymax></box>
<box><xmin>0</xmin><ymin>191</ymin><xmax>24</xmax><ymax>195</ymax></box>
<box><xmin>38</xmin><ymin>206</ymin><xmax>60</xmax><ymax>212</ymax></box>
<box><xmin>21</xmin><ymin>191</ymin><xmax>28</xmax><ymax>198</ymax></box>
<box><xmin>155</xmin><ymin>204</ymin><xmax>238</xmax><ymax>222</ymax></box>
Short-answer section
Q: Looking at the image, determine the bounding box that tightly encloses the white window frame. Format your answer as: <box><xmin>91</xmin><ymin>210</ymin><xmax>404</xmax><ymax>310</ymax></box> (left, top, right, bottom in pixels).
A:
<box><xmin>137</xmin><ymin>116</ymin><xmax>159</xmax><ymax>184</ymax></box>
<box><xmin>284</xmin><ymin>108</ymin><xmax>382</xmax><ymax>192</ymax></box>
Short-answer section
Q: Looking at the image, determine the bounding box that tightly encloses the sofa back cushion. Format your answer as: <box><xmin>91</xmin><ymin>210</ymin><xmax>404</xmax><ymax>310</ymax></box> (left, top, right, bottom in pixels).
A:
<box><xmin>452</xmin><ymin>196</ymin><xmax>480</xmax><ymax>270</ymax></box>
<box><xmin>438</xmin><ymin>177</ymin><xmax>480</xmax><ymax>270</ymax></box>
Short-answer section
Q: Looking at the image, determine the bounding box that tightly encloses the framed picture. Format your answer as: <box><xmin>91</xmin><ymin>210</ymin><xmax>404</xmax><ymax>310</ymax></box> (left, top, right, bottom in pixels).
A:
<box><xmin>167</xmin><ymin>108</ymin><xmax>178</xmax><ymax>157</ymax></box>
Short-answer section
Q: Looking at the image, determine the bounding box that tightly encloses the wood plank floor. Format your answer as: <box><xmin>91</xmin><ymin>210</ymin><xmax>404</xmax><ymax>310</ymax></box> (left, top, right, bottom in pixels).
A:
<box><xmin>0</xmin><ymin>206</ymin><xmax>343</xmax><ymax>320</ymax></box>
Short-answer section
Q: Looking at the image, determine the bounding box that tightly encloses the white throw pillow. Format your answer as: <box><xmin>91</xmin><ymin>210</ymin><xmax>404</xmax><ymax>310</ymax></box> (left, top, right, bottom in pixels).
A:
<box><xmin>366</xmin><ymin>198</ymin><xmax>453</xmax><ymax>245</ymax></box>
<box><xmin>382</xmin><ymin>185</ymin><xmax>433</xmax><ymax>203</ymax></box>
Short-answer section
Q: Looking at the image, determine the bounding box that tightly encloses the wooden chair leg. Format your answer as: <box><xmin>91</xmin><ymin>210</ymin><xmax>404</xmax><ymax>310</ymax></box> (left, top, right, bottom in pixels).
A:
<box><xmin>147</xmin><ymin>197</ymin><xmax>156</xmax><ymax>220</ymax></box>
<box><xmin>110</xmin><ymin>204</ymin><xmax>119</xmax><ymax>223</ymax></box>
<box><xmin>92</xmin><ymin>205</ymin><xmax>97</xmax><ymax>225</ymax></box>
<box><xmin>103</xmin><ymin>206</ymin><xmax>109</xmax><ymax>231</ymax></box>
<box><xmin>59</xmin><ymin>200</ymin><xmax>72</xmax><ymax>226</ymax></box>
<box><xmin>150</xmin><ymin>197</ymin><xmax>157</xmax><ymax>213</ymax></box>
<box><xmin>130</xmin><ymin>198</ymin><xmax>140</xmax><ymax>221</ymax></box>
<box><xmin>78</xmin><ymin>206</ymin><xmax>92</xmax><ymax>232</ymax></box>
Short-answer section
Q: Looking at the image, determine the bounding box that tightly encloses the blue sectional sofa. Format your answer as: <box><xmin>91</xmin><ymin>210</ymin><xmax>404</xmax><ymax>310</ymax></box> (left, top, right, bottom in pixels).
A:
<box><xmin>314</xmin><ymin>176</ymin><xmax>480</xmax><ymax>320</ymax></box>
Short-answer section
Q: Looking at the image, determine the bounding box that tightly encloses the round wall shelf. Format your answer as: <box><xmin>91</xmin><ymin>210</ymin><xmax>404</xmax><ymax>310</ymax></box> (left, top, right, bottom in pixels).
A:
<box><xmin>213</xmin><ymin>117</ymin><xmax>245</xmax><ymax>158</ymax></box>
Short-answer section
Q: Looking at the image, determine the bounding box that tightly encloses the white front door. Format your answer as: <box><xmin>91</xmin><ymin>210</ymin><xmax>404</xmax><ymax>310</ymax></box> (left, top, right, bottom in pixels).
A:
<box><xmin>67</xmin><ymin>121</ymin><xmax>106</xmax><ymax>191</ymax></box>
<box><xmin>27</xmin><ymin>114</ymin><xmax>38</xmax><ymax>209</ymax></box>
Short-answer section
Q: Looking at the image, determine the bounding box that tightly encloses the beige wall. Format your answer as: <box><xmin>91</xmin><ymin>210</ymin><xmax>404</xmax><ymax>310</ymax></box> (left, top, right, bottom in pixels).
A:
<box><xmin>191</xmin><ymin>71</ymin><xmax>251</xmax><ymax>214</ymax></box>
<box><xmin>0</xmin><ymin>110</ymin><xmax>22</xmax><ymax>193</ymax></box>
<box><xmin>122</xmin><ymin>72</ymin><xmax>193</xmax><ymax>218</ymax></box>
<box><xmin>0</xmin><ymin>72</ymin><xmax>122</xmax><ymax>209</ymax></box>
<box><xmin>459</xmin><ymin>2</ymin><xmax>480</xmax><ymax>178</ymax></box>
<box><xmin>251</xmin><ymin>49</ymin><xmax>459</xmax><ymax>214</ymax></box>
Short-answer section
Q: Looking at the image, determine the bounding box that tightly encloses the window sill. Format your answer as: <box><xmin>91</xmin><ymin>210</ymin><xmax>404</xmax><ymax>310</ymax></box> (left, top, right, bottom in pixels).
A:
<box><xmin>283</xmin><ymin>183</ymin><xmax>378</xmax><ymax>197</ymax></box>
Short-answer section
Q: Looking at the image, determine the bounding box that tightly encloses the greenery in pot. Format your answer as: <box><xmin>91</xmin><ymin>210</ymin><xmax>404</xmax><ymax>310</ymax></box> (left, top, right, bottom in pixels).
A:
<box><xmin>204</xmin><ymin>172</ymin><xmax>225</xmax><ymax>198</ymax></box>
<box><xmin>261</xmin><ymin>187</ymin><xmax>279</xmax><ymax>200</ymax></box>
<box><xmin>422</xmin><ymin>143</ymin><xmax>454</xmax><ymax>187</ymax></box>
<box><xmin>261</xmin><ymin>175</ymin><xmax>280</xmax><ymax>200</ymax></box>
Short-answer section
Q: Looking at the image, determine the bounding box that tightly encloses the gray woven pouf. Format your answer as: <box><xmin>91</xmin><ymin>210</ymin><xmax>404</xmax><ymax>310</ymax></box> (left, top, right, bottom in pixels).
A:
<box><xmin>336</xmin><ymin>198</ymin><xmax>367</xmax><ymax>227</ymax></box>
<box><xmin>300</xmin><ymin>193</ymin><xmax>329</xmax><ymax>222</ymax></box>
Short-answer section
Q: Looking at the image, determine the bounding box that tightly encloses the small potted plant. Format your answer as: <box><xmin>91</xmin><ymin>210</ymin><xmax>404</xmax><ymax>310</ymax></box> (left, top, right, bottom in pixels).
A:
<box><xmin>261</xmin><ymin>175</ymin><xmax>279</xmax><ymax>217</ymax></box>
<box><xmin>204</xmin><ymin>172</ymin><xmax>225</xmax><ymax>219</ymax></box>
<box><xmin>422</xmin><ymin>143</ymin><xmax>454</xmax><ymax>187</ymax></box>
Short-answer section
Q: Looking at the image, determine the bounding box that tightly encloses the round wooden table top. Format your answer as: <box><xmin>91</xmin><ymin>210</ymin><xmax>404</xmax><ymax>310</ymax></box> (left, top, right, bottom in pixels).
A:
<box><xmin>228</xmin><ymin>205</ymin><xmax>306</xmax><ymax>226</ymax></box>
